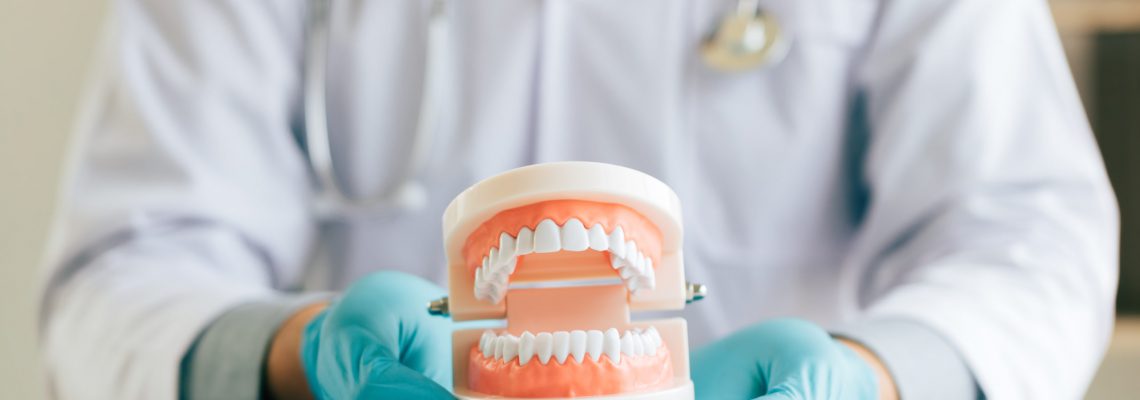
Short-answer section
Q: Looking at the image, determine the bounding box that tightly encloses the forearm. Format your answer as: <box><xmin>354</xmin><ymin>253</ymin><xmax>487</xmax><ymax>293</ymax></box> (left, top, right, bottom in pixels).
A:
<box><xmin>834</xmin><ymin>319</ymin><xmax>979</xmax><ymax>400</ymax></box>
<box><xmin>837</xmin><ymin>339</ymin><xmax>899</xmax><ymax>400</ymax></box>
<box><xmin>266</xmin><ymin>302</ymin><xmax>327</xmax><ymax>400</ymax></box>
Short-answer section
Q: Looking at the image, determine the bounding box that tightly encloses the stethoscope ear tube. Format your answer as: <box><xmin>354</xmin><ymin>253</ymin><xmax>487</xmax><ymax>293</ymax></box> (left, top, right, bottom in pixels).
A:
<box><xmin>303</xmin><ymin>0</ymin><xmax>346</xmax><ymax>213</ymax></box>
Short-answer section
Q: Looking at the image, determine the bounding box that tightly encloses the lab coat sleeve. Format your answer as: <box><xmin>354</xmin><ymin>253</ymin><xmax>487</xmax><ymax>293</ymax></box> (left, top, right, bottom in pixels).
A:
<box><xmin>181</xmin><ymin>293</ymin><xmax>333</xmax><ymax>399</ymax></box>
<box><xmin>845</xmin><ymin>0</ymin><xmax>1119</xmax><ymax>398</ymax></box>
<box><xmin>38</xmin><ymin>1</ymin><xmax>311</xmax><ymax>399</ymax></box>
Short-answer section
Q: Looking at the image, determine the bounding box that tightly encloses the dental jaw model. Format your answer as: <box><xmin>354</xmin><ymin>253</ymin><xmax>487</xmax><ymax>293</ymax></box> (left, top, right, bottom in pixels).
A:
<box><xmin>432</xmin><ymin>162</ymin><xmax>703</xmax><ymax>399</ymax></box>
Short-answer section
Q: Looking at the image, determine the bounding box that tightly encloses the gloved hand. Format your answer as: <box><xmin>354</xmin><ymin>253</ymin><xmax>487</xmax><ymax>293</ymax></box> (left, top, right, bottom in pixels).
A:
<box><xmin>691</xmin><ymin>318</ymin><xmax>878</xmax><ymax>400</ymax></box>
<box><xmin>301</xmin><ymin>271</ymin><xmax>455</xmax><ymax>399</ymax></box>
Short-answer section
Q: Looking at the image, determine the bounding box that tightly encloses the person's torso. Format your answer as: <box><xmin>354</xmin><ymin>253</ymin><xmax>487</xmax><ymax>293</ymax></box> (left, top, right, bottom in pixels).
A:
<box><xmin>304</xmin><ymin>0</ymin><xmax>880</xmax><ymax>345</ymax></box>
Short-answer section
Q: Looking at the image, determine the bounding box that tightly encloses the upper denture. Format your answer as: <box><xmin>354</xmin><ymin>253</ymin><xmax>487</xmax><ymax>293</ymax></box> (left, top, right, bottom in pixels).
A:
<box><xmin>465</xmin><ymin>200</ymin><xmax>664</xmax><ymax>303</ymax></box>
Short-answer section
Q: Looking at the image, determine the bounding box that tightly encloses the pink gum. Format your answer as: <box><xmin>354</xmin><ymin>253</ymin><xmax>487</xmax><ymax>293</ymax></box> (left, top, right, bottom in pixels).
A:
<box><xmin>467</xmin><ymin>346</ymin><xmax>674</xmax><ymax>398</ymax></box>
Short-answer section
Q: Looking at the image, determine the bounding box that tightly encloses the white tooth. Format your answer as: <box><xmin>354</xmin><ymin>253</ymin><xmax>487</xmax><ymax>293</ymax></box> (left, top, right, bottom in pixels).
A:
<box><xmin>639</xmin><ymin>258</ymin><xmax>656</xmax><ymax>290</ymax></box>
<box><xmin>482</xmin><ymin>256</ymin><xmax>490</xmax><ymax>275</ymax></box>
<box><xmin>534</xmin><ymin>219</ymin><xmax>561</xmax><ymax>253</ymax></box>
<box><xmin>485</xmin><ymin>274</ymin><xmax>499</xmax><ymax>297</ymax></box>
<box><xmin>518</xmin><ymin>332</ymin><xmax>535</xmax><ymax>366</ymax></box>
<box><xmin>497</xmin><ymin>233</ymin><xmax>516</xmax><ymax>265</ymax></box>
<box><xmin>640</xmin><ymin>334</ymin><xmax>657</xmax><ymax>356</ymax></box>
<box><xmin>608</xmin><ymin>227</ymin><xmax>626</xmax><ymax>258</ymax></box>
<box><xmin>477</xmin><ymin>280</ymin><xmax>489</xmax><ymax>295</ymax></box>
<box><xmin>588</xmin><ymin>224</ymin><xmax>608</xmax><ymax>251</ymax></box>
<box><xmin>480</xmin><ymin>275</ymin><xmax>495</xmax><ymax>293</ymax></box>
<box><xmin>481</xmin><ymin>331</ymin><xmax>496</xmax><ymax>357</ymax></box>
<box><xmin>603</xmin><ymin>328</ymin><xmax>621</xmax><ymax>364</ymax></box>
<box><xmin>625</xmin><ymin>276</ymin><xmax>640</xmax><ymax>292</ymax></box>
<box><xmin>473</xmin><ymin>268</ymin><xmax>485</xmax><ymax>298</ymax></box>
<box><xmin>477</xmin><ymin>285</ymin><xmax>493</xmax><ymax>302</ymax></box>
<box><xmin>535</xmin><ymin>332</ymin><xmax>553</xmax><ymax>364</ymax></box>
<box><xmin>503</xmin><ymin>256</ymin><xmax>518</xmax><ymax>274</ymax></box>
<box><xmin>482</xmin><ymin>279</ymin><xmax>499</xmax><ymax>303</ymax></box>
<box><xmin>560</xmin><ymin>218</ymin><xmax>589</xmax><ymax>251</ymax></box>
<box><xmin>480</xmin><ymin>334</ymin><xmax>490</xmax><ymax>356</ymax></box>
<box><xmin>516</xmin><ymin>227</ymin><xmax>534</xmax><ymax>255</ymax></box>
<box><xmin>633</xmin><ymin>252</ymin><xmax>645</xmax><ymax>271</ymax></box>
<box><xmin>569</xmin><ymin>330</ymin><xmax>588</xmax><ymax>363</ymax></box>
<box><xmin>647</xmin><ymin>327</ymin><xmax>662</xmax><ymax>349</ymax></box>
<box><xmin>482</xmin><ymin>338</ymin><xmax>494</xmax><ymax>357</ymax></box>
<box><xmin>490</xmin><ymin>336</ymin><xmax>503</xmax><ymax>357</ymax></box>
<box><xmin>502</xmin><ymin>334</ymin><xmax>520</xmax><ymax>362</ymax></box>
<box><xmin>621</xmin><ymin>331</ymin><xmax>636</xmax><ymax>356</ymax></box>
<box><xmin>491</xmin><ymin>284</ymin><xmax>507</xmax><ymax>304</ymax></box>
<box><xmin>488</xmin><ymin>247</ymin><xmax>499</xmax><ymax>271</ymax></box>
<box><xmin>631</xmin><ymin>332</ymin><xmax>645</xmax><ymax>355</ymax></box>
<box><xmin>553</xmin><ymin>331</ymin><xmax>570</xmax><ymax>364</ymax></box>
<box><xmin>586</xmin><ymin>330</ymin><xmax>604</xmax><ymax>361</ymax></box>
<box><xmin>610</xmin><ymin>253</ymin><xmax>624</xmax><ymax>269</ymax></box>
<box><xmin>618</xmin><ymin>266</ymin><xmax>635</xmax><ymax>280</ymax></box>
<box><xmin>626</xmin><ymin>241</ymin><xmax>639</xmax><ymax>264</ymax></box>
<box><xmin>494</xmin><ymin>336</ymin><xmax>506</xmax><ymax>360</ymax></box>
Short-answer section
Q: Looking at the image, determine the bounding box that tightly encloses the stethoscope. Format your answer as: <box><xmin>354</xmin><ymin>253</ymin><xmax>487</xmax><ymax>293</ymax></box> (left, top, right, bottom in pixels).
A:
<box><xmin>302</xmin><ymin>0</ymin><xmax>789</xmax><ymax>221</ymax></box>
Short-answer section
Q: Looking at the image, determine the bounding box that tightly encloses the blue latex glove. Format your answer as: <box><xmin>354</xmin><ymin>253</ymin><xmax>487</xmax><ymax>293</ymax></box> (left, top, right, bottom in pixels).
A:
<box><xmin>301</xmin><ymin>271</ymin><xmax>455</xmax><ymax>399</ymax></box>
<box><xmin>691</xmin><ymin>318</ymin><xmax>878</xmax><ymax>400</ymax></box>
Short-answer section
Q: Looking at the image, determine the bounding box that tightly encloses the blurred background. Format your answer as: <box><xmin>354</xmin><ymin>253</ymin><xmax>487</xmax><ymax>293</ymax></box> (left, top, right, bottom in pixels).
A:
<box><xmin>1</xmin><ymin>0</ymin><xmax>1138</xmax><ymax>398</ymax></box>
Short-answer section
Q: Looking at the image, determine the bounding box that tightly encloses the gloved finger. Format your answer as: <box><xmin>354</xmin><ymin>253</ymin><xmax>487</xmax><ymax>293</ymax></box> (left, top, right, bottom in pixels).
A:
<box><xmin>691</xmin><ymin>345</ymin><xmax>764</xmax><ymax>399</ymax></box>
<box><xmin>398</xmin><ymin>314</ymin><xmax>454</xmax><ymax>388</ymax></box>
<box><xmin>337</xmin><ymin>271</ymin><xmax>454</xmax><ymax>384</ymax></box>
<box><xmin>340</xmin><ymin>271</ymin><xmax>446</xmax><ymax>320</ymax></box>
<box><xmin>357</xmin><ymin>362</ymin><xmax>456</xmax><ymax>400</ymax></box>
<box><xmin>366</xmin><ymin>272</ymin><xmax>453</xmax><ymax>385</ymax></box>
<box><xmin>690</xmin><ymin>327</ymin><xmax>767</xmax><ymax>399</ymax></box>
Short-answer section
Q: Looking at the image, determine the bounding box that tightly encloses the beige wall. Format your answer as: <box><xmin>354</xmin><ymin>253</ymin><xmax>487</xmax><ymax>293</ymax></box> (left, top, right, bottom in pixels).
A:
<box><xmin>0</xmin><ymin>1</ymin><xmax>109</xmax><ymax>398</ymax></box>
<box><xmin>0</xmin><ymin>1</ymin><xmax>1138</xmax><ymax>399</ymax></box>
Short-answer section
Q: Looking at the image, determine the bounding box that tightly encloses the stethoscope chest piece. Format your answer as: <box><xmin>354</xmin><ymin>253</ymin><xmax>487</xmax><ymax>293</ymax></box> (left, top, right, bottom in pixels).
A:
<box><xmin>701</xmin><ymin>8</ymin><xmax>789</xmax><ymax>72</ymax></box>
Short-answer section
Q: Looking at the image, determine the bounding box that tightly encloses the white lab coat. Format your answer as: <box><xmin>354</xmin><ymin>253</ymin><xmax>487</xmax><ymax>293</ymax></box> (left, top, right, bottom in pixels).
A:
<box><xmin>41</xmin><ymin>0</ymin><xmax>1118</xmax><ymax>399</ymax></box>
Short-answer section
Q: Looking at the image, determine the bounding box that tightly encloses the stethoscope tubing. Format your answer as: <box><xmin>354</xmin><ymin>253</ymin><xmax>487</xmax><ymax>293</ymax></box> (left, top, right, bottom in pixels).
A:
<box><xmin>301</xmin><ymin>0</ymin><xmax>785</xmax><ymax>220</ymax></box>
<box><xmin>303</xmin><ymin>0</ymin><xmax>434</xmax><ymax>221</ymax></box>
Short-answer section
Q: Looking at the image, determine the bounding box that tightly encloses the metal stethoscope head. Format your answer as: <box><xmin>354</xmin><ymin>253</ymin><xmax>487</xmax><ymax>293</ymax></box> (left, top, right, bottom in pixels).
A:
<box><xmin>702</xmin><ymin>0</ymin><xmax>790</xmax><ymax>72</ymax></box>
<box><xmin>302</xmin><ymin>0</ymin><xmax>789</xmax><ymax>220</ymax></box>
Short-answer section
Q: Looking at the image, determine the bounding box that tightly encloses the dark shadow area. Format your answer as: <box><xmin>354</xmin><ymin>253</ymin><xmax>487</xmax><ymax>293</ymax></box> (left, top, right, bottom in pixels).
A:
<box><xmin>1094</xmin><ymin>31</ymin><xmax>1140</xmax><ymax>314</ymax></box>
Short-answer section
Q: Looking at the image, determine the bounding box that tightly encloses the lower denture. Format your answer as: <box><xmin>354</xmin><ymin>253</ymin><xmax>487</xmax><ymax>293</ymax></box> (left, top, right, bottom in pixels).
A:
<box><xmin>468</xmin><ymin>330</ymin><xmax>674</xmax><ymax>397</ymax></box>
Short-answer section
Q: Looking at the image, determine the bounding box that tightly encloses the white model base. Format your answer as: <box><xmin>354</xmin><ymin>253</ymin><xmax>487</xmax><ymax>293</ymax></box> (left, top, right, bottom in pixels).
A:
<box><xmin>454</xmin><ymin>380</ymin><xmax>693</xmax><ymax>400</ymax></box>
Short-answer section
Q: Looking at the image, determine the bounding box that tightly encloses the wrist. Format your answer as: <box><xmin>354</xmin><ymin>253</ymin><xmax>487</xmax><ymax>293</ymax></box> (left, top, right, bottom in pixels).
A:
<box><xmin>265</xmin><ymin>302</ymin><xmax>328</xmax><ymax>400</ymax></box>
<box><xmin>837</xmin><ymin>338</ymin><xmax>900</xmax><ymax>400</ymax></box>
